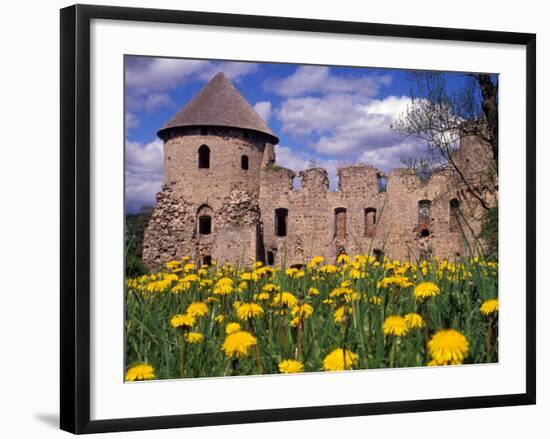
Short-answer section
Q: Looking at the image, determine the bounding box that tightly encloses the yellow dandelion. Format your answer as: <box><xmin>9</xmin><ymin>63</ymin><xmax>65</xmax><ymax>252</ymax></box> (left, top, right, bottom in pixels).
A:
<box><xmin>480</xmin><ymin>299</ymin><xmax>499</xmax><ymax>316</ymax></box>
<box><xmin>125</xmin><ymin>363</ymin><xmax>155</xmax><ymax>381</ymax></box>
<box><xmin>308</xmin><ymin>287</ymin><xmax>320</xmax><ymax>296</ymax></box>
<box><xmin>272</xmin><ymin>292</ymin><xmax>298</xmax><ymax>308</ymax></box>
<box><xmin>221</xmin><ymin>331</ymin><xmax>257</xmax><ymax>358</ymax></box>
<box><xmin>320</xmin><ymin>264</ymin><xmax>338</xmax><ymax>274</ymax></box>
<box><xmin>323</xmin><ymin>348</ymin><xmax>359</xmax><ymax>371</ymax></box>
<box><xmin>383</xmin><ymin>315</ymin><xmax>409</xmax><ymax>336</ymax></box>
<box><xmin>186</xmin><ymin>332</ymin><xmax>203</xmax><ymax>344</ymax></box>
<box><xmin>290</xmin><ymin>316</ymin><xmax>301</xmax><ymax>327</ymax></box>
<box><xmin>182</xmin><ymin>273</ymin><xmax>198</xmax><ymax>282</ymax></box>
<box><xmin>170</xmin><ymin>313</ymin><xmax>196</xmax><ymax>329</ymax></box>
<box><xmin>240</xmin><ymin>272</ymin><xmax>253</xmax><ymax>281</ymax></box>
<box><xmin>225</xmin><ymin>322</ymin><xmax>241</xmax><ymax>334</ymax></box>
<box><xmin>309</xmin><ymin>256</ymin><xmax>325</xmax><ymax>266</ymax></box>
<box><xmin>404</xmin><ymin>312</ymin><xmax>425</xmax><ymax>329</ymax></box>
<box><xmin>263</xmin><ymin>283</ymin><xmax>279</xmax><ymax>292</ymax></box>
<box><xmin>236</xmin><ymin>302</ymin><xmax>264</xmax><ymax>320</ymax></box>
<box><xmin>254</xmin><ymin>291</ymin><xmax>271</xmax><ymax>301</ymax></box>
<box><xmin>291</xmin><ymin>303</ymin><xmax>314</xmax><ymax>320</ymax></box>
<box><xmin>378</xmin><ymin>276</ymin><xmax>414</xmax><ymax>289</ymax></box>
<box><xmin>186</xmin><ymin>302</ymin><xmax>209</xmax><ymax>318</ymax></box>
<box><xmin>333</xmin><ymin>305</ymin><xmax>352</xmax><ymax>324</ymax></box>
<box><xmin>285</xmin><ymin>267</ymin><xmax>299</xmax><ymax>277</ymax></box>
<box><xmin>278</xmin><ymin>359</ymin><xmax>304</xmax><ymax>374</ymax></box>
<box><xmin>414</xmin><ymin>282</ymin><xmax>440</xmax><ymax>300</ymax></box>
<box><xmin>337</xmin><ymin>254</ymin><xmax>350</xmax><ymax>264</ymax></box>
<box><xmin>329</xmin><ymin>287</ymin><xmax>353</xmax><ymax>298</ymax></box>
<box><xmin>213</xmin><ymin>277</ymin><xmax>234</xmax><ymax>295</ymax></box>
<box><xmin>428</xmin><ymin>329</ymin><xmax>469</xmax><ymax>365</ymax></box>
<box><xmin>183</xmin><ymin>263</ymin><xmax>195</xmax><ymax>272</ymax></box>
<box><xmin>165</xmin><ymin>260</ymin><xmax>181</xmax><ymax>270</ymax></box>
<box><xmin>215</xmin><ymin>315</ymin><xmax>225</xmax><ymax>324</ymax></box>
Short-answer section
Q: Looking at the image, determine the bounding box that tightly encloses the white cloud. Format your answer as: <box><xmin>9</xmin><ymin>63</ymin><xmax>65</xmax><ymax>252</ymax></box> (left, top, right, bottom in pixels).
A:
<box><xmin>126</xmin><ymin>58</ymin><xmax>258</xmax><ymax>95</ymax></box>
<box><xmin>124</xmin><ymin>58</ymin><xmax>260</xmax><ymax>133</ymax></box>
<box><xmin>126</xmin><ymin>138</ymin><xmax>163</xmax><ymax>174</ymax></box>
<box><xmin>253</xmin><ymin>101</ymin><xmax>272</xmax><ymax>123</ymax></box>
<box><xmin>277</xmin><ymin>94</ymin><xmax>360</xmax><ymax>137</ymax></box>
<box><xmin>358</xmin><ymin>139</ymin><xmax>423</xmax><ymax>170</ymax></box>
<box><xmin>126</xmin><ymin>58</ymin><xmax>209</xmax><ymax>93</ymax></box>
<box><xmin>144</xmin><ymin>93</ymin><xmax>174</xmax><ymax>112</ymax></box>
<box><xmin>125</xmin><ymin>138</ymin><xmax>164</xmax><ymax>212</ymax></box>
<box><xmin>277</xmin><ymin>93</ymin><xmax>426</xmax><ymax>166</ymax></box>
<box><xmin>125</xmin><ymin>112</ymin><xmax>140</xmax><ymax>130</ymax></box>
<box><xmin>125</xmin><ymin>172</ymin><xmax>163</xmax><ymax>213</ymax></box>
<box><xmin>199</xmin><ymin>62</ymin><xmax>258</xmax><ymax>83</ymax></box>
<box><xmin>266</xmin><ymin>66</ymin><xmax>392</xmax><ymax>97</ymax></box>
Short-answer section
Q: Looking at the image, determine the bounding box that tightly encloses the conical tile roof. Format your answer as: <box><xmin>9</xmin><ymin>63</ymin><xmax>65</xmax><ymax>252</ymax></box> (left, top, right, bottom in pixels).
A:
<box><xmin>157</xmin><ymin>72</ymin><xmax>278</xmax><ymax>143</ymax></box>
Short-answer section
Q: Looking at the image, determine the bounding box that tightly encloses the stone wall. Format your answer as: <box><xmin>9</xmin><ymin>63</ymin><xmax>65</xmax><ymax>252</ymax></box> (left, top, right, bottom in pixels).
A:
<box><xmin>257</xmin><ymin>137</ymin><xmax>495</xmax><ymax>266</ymax></box>
<box><xmin>143</xmin><ymin>130</ymin><xmax>496</xmax><ymax>270</ymax></box>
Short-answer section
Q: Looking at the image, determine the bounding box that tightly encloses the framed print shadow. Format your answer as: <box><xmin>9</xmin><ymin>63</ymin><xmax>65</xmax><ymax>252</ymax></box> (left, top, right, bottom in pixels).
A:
<box><xmin>60</xmin><ymin>4</ymin><xmax>536</xmax><ymax>434</ymax></box>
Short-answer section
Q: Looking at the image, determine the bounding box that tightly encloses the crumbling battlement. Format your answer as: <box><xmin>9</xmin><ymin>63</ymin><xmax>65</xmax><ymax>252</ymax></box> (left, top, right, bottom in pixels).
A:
<box><xmin>142</xmin><ymin>72</ymin><xmax>496</xmax><ymax>270</ymax></box>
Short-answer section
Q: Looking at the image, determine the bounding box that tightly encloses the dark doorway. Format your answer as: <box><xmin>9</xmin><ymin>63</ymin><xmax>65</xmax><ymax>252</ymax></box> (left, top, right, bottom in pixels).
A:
<box><xmin>199</xmin><ymin>215</ymin><xmax>212</xmax><ymax>235</ymax></box>
<box><xmin>275</xmin><ymin>208</ymin><xmax>288</xmax><ymax>237</ymax></box>
<box><xmin>198</xmin><ymin>144</ymin><xmax>210</xmax><ymax>168</ymax></box>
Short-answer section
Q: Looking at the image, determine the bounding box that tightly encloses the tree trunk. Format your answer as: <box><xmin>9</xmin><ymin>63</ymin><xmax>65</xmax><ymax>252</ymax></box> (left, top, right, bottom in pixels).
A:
<box><xmin>476</xmin><ymin>74</ymin><xmax>499</xmax><ymax>171</ymax></box>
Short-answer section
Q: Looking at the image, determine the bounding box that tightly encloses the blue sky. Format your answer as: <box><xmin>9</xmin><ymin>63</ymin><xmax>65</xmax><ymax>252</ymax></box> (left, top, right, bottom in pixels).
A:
<box><xmin>125</xmin><ymin>56</ymin><xmax>481</xmax><ymax>213</ymax></box>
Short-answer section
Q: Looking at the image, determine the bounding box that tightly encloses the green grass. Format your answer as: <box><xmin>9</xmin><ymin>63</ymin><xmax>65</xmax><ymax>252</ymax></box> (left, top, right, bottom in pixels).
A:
<box><xmin>125</xmin><ymin>257</ymin><xmax>498</xmax><ymax>380</ymax></box>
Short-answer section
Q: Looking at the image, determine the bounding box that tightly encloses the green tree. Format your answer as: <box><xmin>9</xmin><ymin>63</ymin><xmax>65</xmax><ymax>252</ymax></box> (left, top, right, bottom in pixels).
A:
<box><xmin>125</xmin><ymin>206</ymin><xmax>153</xmax><ymax>277</ymax></box>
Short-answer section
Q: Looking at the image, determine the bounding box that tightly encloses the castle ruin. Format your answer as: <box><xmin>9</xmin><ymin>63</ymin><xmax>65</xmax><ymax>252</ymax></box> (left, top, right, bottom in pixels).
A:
<box><xmin>143</xmin><ymin>72</ymin><xmax>495</xmax><ymax>269</ymax></box>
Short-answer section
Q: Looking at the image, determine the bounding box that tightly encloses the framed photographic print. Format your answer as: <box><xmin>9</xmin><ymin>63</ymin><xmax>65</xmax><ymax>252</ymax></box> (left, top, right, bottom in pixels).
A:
<box><xmin>60</xmin><ymin>4</ymin><xmax>536</xmax><ymax>434</ymax></box>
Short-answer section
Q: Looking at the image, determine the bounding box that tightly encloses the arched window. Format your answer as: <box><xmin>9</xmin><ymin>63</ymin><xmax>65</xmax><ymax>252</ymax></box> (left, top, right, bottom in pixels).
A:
<box><xmin>377</xmin><ymin>173</ymin><xmax>387</xmax><ymax>193</ymax></box>
<box><xmin>241</xmin><ymin>155</ymin><xmax>249</xmax><ymax>170</ymax></box>
<box><xmin>197</xmin><ymin>205</ymin><xmax>213</xmax><ymax>236</ymax></box>
<box><xmin>202</xmin><ymin>255</ymin><xmax>212</xmax><ymax>266</ymax></box>
<box><xmin>275</xmin><ymin>208</ymin><xmax>288</xmax><ymax>237</ymax></box>
<box><xmin>199</xmin><ymin>215</ymin><xmax>211</xmax><ymax>235</ymax></box>
<box><xmin>450</xmin><ymin>198</ymin><xmax>460</xmax><ymax>232</ymax></box>
<box><xmin>418</xmin><ymin>199</ymin><xmax>431</xmax><ymax>225</ymax></box>
<box><xmin>365</xmin><ymin>207</ymin><xmax>377</xmax><ymax>237</ymax></box>
<box><xmin>198</xmin><ymin>145</ymin><xmax>210</xmax><ymax>169</ymax></box>
<box><xmin>334</xmin><ymin>208</ymin><xmax>347</xmax><ymax>239</ymax></box>
<box><xmin>266</xmin><ymin>251</ymin><xmax>275</xmax><ymax>266</ymax></box>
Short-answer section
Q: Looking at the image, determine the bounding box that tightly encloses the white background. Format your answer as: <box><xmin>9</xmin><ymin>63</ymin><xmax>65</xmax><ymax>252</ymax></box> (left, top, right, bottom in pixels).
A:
<box><xmin>0</xmin><ymin>0</ymin><xmax>547</xmax><ymax>437</ymax></box>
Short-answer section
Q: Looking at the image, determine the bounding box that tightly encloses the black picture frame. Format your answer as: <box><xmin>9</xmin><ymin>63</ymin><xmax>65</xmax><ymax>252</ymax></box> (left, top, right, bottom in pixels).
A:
<box><xmin>60</xmin><ymin>4</ymin><xmax>536</xmax><ymax>434</ymax></box>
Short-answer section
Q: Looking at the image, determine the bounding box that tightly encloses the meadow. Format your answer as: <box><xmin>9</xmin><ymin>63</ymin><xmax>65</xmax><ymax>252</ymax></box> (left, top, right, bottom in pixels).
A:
<box><xmin>124</xmin><ymin>254</ymin><xmax>498</xmax><ymax>381</ymax></box>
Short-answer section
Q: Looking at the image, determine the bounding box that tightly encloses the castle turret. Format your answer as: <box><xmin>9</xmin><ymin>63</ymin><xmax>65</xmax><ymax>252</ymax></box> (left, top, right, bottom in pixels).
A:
<box><xmin>158</xmin><ymin>72</ymin><xmax>278</xmax><ymax>194</ymax></box>
<box><xmin>143</xmin><ymin>72</ymin><xmax>278</xmax><ymax>268</ymax></box>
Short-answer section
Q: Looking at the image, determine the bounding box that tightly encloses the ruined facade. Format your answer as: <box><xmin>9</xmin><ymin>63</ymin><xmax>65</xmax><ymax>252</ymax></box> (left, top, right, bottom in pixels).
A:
<box><xmin>143</xmin><ymin>72</ymin><xmax>496</xmax><ymax>269</ymax></box>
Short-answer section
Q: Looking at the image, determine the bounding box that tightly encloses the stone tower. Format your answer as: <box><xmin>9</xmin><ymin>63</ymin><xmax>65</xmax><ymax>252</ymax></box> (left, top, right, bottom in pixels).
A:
<box><xmin>143</xmin><ymin>72</ymin><xmax>279</xmax><ymax>268</ymax></box>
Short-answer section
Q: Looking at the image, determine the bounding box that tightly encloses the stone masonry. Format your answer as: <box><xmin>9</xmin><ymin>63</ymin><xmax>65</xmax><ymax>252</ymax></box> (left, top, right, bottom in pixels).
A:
<box><xmin>142</xmin><ymin>72</ymin><xmax>496</xmax><ymax>269</ymax></box>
